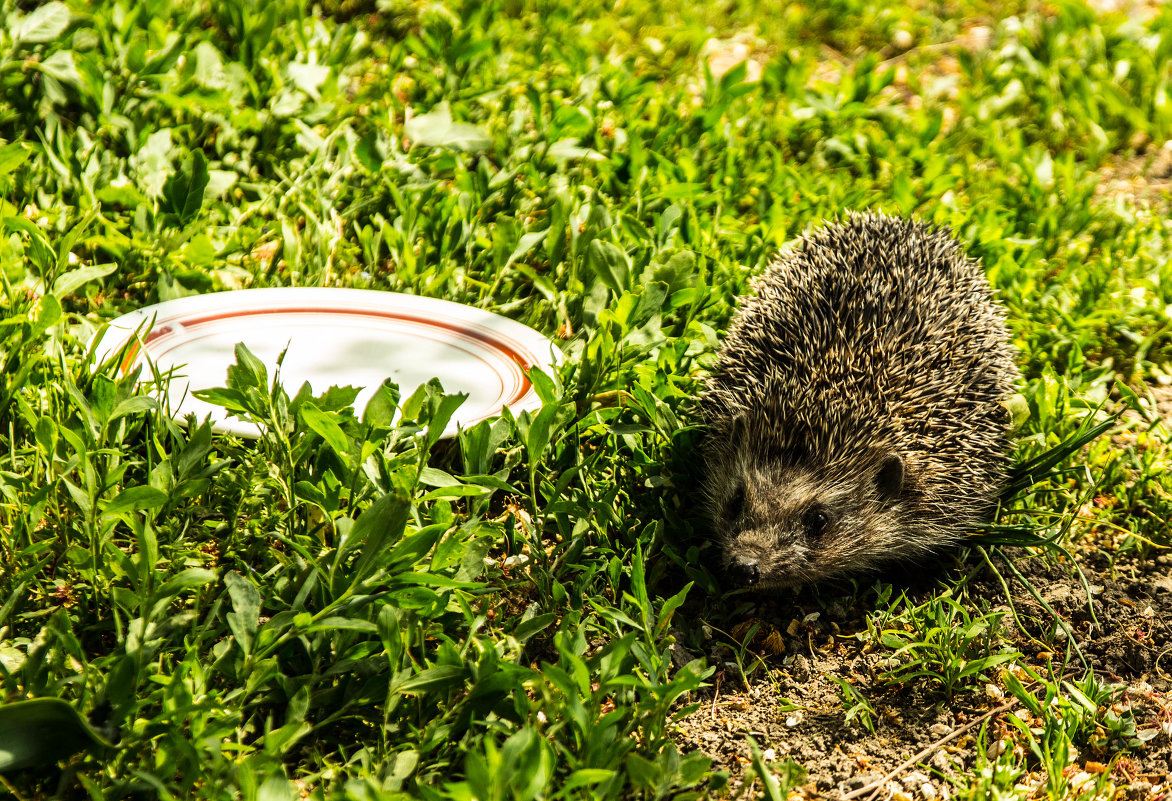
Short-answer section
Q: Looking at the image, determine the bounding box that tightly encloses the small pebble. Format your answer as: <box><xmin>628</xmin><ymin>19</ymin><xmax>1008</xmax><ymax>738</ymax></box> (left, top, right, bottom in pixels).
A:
<box><xmin>889</xmin><ymin>785</ymin><xmax>912</xmax><ymax>801</ymax></box>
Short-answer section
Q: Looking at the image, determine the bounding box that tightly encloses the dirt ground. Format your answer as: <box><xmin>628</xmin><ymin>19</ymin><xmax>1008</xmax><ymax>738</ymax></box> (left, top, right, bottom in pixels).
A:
<box><xmin>671</xmin><ymin>545</ymin><xmax>1172</xmax><ymax>799</ymax></box>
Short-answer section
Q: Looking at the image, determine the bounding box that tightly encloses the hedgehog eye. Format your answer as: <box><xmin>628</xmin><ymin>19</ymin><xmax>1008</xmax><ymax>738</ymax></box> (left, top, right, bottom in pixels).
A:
<box><xmin>875</xmin><ymin>453</ymin><xmax>904</xmax><ymax>499</ymax></box>
<box><xmin>725</xmin><ymin>484</ymin><xmax>746</xmax><ymax>521</ymax></box>
<box><xmin>803</xmin><ymin>505</ymin><xmax>831</xmax><ymax>538</ymax></box>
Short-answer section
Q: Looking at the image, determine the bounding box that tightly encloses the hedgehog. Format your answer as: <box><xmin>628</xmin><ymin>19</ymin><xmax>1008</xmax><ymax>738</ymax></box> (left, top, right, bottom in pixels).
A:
<box><xmin>700</xmin><ymin>212</ymin><xmax>1020</xmax><ymax>589</ymax></box>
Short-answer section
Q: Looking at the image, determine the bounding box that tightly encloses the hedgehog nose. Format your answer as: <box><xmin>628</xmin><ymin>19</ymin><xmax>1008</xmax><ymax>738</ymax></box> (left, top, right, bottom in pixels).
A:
<box><xmin>727</xmin><ymin>557</ymin><xmax>760</xmax><ymax>587</ymax></box>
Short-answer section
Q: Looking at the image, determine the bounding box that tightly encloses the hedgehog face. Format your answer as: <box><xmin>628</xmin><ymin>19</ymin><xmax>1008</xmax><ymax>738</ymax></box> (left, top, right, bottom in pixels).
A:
<box><xmin>713</xmin><ymin>453</ymin><xmax>906</xmax><ymax>589</ymax></box>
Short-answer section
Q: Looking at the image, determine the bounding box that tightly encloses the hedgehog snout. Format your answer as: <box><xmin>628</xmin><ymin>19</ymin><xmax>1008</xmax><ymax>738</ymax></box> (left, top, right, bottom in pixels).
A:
<box><xmin>722</xmin><ymin>526</ymin><xmax>809</xmax><ymax>589</ymax></box>
<box><xmin>726</xmin><ymin>555</ymin><xmax>761</xmax><ymax>586</ymax></box>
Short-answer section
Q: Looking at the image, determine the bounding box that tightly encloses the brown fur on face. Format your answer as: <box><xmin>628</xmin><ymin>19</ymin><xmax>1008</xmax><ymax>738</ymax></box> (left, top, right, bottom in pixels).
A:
<box><xmin>700</xmin><ymin>213</ymin><xmax>1019</xmax><ymax>589</ymax></box>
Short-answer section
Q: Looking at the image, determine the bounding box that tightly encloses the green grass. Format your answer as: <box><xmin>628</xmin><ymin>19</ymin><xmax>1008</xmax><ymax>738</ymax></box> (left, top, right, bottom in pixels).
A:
<box><xmin>1</xmin><ymin>0</ymin><xmax>1171</xmax><ymax>797</ymax></box>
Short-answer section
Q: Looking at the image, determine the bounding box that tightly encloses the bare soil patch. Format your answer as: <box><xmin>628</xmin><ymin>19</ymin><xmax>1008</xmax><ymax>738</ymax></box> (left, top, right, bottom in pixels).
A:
<box><xmin>1095</xmin><ymin>143</ymin><xmax>1172</xmax><ymax>208</ymax></box>
<box><xmin>672</xmin><ymin>551</ymin><xmax>1172</xmax><ymax>798</ymax></box>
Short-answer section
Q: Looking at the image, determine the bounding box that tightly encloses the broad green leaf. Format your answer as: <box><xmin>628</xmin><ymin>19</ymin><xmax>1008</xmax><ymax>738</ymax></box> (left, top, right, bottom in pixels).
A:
<box><xmin>298</xmin><ymin>617</ymin><xmax>378</xmax><ymax>634</ymax></box>
<box><xmin>30</xmin><ymin>294</ymin><xmax>62</xmax><ymax>334</ymax></box>
<box><xmin>51</xmin><ymin>261</ymin><xmax>118</xmax><ymax>298</ymax></box>
<box><xmin>308</xmin><ymin>384</ymin><xmax>361</xmax><ymax>413</ymax></box>
<box><xmin>424</xmin><ymin>392</ymin><xmax>467</xmax><ymax>449</ymax></box>
<box><xmin>96</xmin><ymin>179</ymin><xmax>147</xmax><ymax>208</ymax></box>
<box><xmin>464</xmin><ymin>475</ymin><xmax>518</xmax><ymax>493</ymax></box>
<box><xmin>34</xmin><ymin>417</ymin><xmax>57</xmax><ymax>456</ymax></box>
<box><xmin>1063</xmin><ymin>682</ymin><xmax>1100</xmax><ymax>715</ymax></box>
<box><xmin>134</xmin><ymin>518</ymin><xmax>159</xmax><ymax>587</ymax></box>
<box><xmin>405</xmin><ymin>102</ymin><xmax>491</xmax><ymax>153</ymax></box>
<box><xmin>0</xmin><ymin>698</ymin><xmax>112</xmax><ymax>772</ymax></box>
<box><xmin>257</xmin><ymin>777</ymin><xmax>298</xmax><ymax>801</ymax></box>
<box><xmin>226</xmin><ymin>343</ymin><xmax>268</xmax><ymax>392</ymax></box>
<box><xmin>383</xmin><ymin>525</ymin><xmax>445</xmax><ymax>574</ymax></box>
<box><xmin>299</xmin><ymin>402</ymin><xmax>350</xmax><ymax>458</ymax></box>
<box><xmin>455</xmin><ymin>536</ymin><xmax>491</xmax><ymax>582</ymax></box>
<box><xmin>505</xmin><ymin>230</ymin><xmax>549</xmax><ymax>269</ymax></box>
<box><xmin>398</xmin><ymin>381</ymin><xmax>430</xmax><ymax>423</ymax></box>
<box><xmin>132</xmin><ymin>129</ymin><xmax>174</xmax><ymax>198</ymax></box>
<box><xmin>14</xmin><ymin>2</ymin><xmax>70</xmax><ymax>43</ymax></box>
<box><xmin>4</xmin><ymin>216</ymin><xmax>56</xmax><ymax>274</ymax></box>
<box><xmin>362</xmin><ymin>379</ymin><xmax>400</xmax><ymax>427</ymax></box>
<box><xmin>500</xmin><ymin>728</ymin><xmax>552</xmax><ymax>799</ymax></box>
<box><xmin>105</xmin><ymin>485</ymin><xmax>169</xmax><ymax>516</ymax></box>
<box><xmin>388</xmin><ymin>572</ymin><xmax>480</xmax><ymax>589</ymax></box>
<box><xmin>522</xmin><ymin>403</ymin><xmax>559</xmax><ymax>466</ymax></box>
<box><xmin>515</xmin><ymin>264</ymin><xmax>557</xmax><ymax>302</ymax></box>
<box><xmin>655</xmin><ymin>581</ymin><xmax>693</xmax><ymax>638</ymax></box>
<box><xmin>418</xmin><ymin>467</ymin><xmax>460</xmax><ymax>487</ymax></box>
<box><xmin>191</xmin><ymin>387</ymin><xmax>250</xmax><ymax>415</ymax></box>
<box><xmin>175</xmin><ymin>422</ymin><xmax>213</xmax><ymax>479</ymax></box>
<box><xmin>225</xmin><ymin>571</ymin><xmax>261</xmax><ymax>656</ymax></box>
<box><xmin>0</xmin><ymin>143</ymin><xmax>32</xmax><ymax>178</ymax></box>
<box><xmin>564</xmin><ymin>769</ymin><xmax>616</xmax><ymax>791</ymax></box>
<box><xmin>1004</xmin><ymin>669</ymin><xmax>1044</xmax><ymax>716</ymax></box>
<box><xmin>526</xmin><ymin>366</ymin><xmax>558</xmax><ymax>405</ymax></box>
<box><xmin>39</xmin><ymin>50</ymin><xmax>82</xmax><ymax>86</ymax></box>
<box><xmin>655</xmin><ymin>205</ymin><xmax>682</xmax><ymax>246</ymax></box>
<box><xmin>162</xmin><ymin>149</ymin><xmax>210</xmax><ymax>227</ymax></box>
<box><xmin>419</xmin><ymin>485</ymin><xmax>491</xmax><ymax>500</ymax></box>
<box><xmin>547</xmin><ymin>138</ymin><xmax>604</xmax><ymax>165</ymax></box>
<box><xmin>206</xmin><ymin>169</ymin><xmax>237</xmax><ymax>199</ymax></box>
<box><xmin>392</xmin><ymin>665</ymin><xmax>465</xmax><ymax>695</ymax></box>
<box><xmin>586</xmin><ymin>240</ymin><xmax>630</xmax><ymax>294</ymax></box>
<box><xmin>288</xmin><ymin>62</ymin><xmax>331</xmax><ymax>99</ymax></box>
<box><xmin>107</xmin><ymin>395</ymin><xmax>159</xmax><ymax>425</ymax></box>
<box><xmin>347</xmin><ymin>492</ymin><xmax>412</xmax><ymax>582</ymax></box>
<box><xmin>513</xmin><ymin>613</ymin><xmax>557</xmax><ymax>643</ymax></box>
<box><xmin>625</xmin><ymin>753</ymin><xmax>659</xmax><ymax>789</ymax></box>
<box><xmin>156</xmin><ymin>568</ymin><xmax>216</xmax><ymax>598</ymax></box>
<box><xmin>377</xmin><ymin>605</ymin><xmax>404</xmax><ymax>666</ymax></box>
<box><xmin>192</xmin><ymin>41</ymin><xmax>226</xmax><ymax>89</ymax></box>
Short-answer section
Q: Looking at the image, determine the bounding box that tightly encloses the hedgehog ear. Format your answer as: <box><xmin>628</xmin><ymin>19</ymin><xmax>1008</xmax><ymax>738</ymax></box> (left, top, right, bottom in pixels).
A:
<box><xmin>875</xmin><ymin>453</ymin><xmax>904</xmax><ymax>500</ymax></box>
